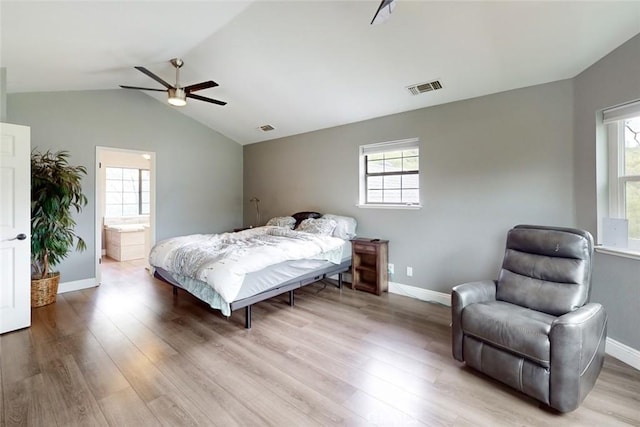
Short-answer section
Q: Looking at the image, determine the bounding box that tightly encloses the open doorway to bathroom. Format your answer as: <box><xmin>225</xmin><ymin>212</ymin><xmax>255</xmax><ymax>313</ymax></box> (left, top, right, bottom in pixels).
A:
<box><xmin>95</xmin><ymin>147</ymin><xmax>155</xmax><ymax>285</ymax></box>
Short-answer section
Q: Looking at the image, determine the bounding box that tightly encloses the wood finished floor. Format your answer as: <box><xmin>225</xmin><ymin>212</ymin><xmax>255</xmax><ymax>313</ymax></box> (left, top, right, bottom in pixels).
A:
<box><xmin>1</xmin><ymin>258</ymin><xmax>639</xmax><ymax>426</ymax></box>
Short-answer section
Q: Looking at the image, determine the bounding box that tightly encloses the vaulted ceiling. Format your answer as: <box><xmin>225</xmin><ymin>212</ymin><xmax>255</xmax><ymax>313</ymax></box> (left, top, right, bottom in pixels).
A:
<box><xmin>2</xmin><ymin>1</ymin><xmax>640</xmax><ymax>144</ymax></box>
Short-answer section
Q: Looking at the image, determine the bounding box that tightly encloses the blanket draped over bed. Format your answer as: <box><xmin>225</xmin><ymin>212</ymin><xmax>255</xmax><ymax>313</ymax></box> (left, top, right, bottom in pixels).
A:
<box><xmin>149</xmin><ymin>226</ymin><xmax>345</xmax><ymax>304</ymax></box>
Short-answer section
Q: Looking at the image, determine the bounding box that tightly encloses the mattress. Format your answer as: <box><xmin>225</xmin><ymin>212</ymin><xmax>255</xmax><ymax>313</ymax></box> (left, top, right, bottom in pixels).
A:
<box><xmin>237</xmin><ymin>240</ymin><xmax>351</xmax><ymax>300</ymax></box>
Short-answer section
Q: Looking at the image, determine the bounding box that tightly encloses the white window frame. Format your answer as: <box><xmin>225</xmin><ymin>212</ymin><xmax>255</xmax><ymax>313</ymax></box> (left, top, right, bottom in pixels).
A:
<box><xmin>358</xmin><ymin>138</ymin><xmax>421</xmax><ymax>209</ymax></box>
<box><xmin>105</xmin><ymin>166</ymin><xmax>151</xmax><ymax>217</ymax></box>
<box><xmin>602</xmin><ymin>101</ymin><xmax>640</xmax><ymax>252</ymax></box>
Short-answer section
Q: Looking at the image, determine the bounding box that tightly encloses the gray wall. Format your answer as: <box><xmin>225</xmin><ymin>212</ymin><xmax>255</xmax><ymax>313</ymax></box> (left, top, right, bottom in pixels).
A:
<box><xmin>591</xmin><ymin>253</ymin><xmax>639</xmax><ymax>350</ymax></box>
<box><xmin>244</xmin><ymin>79</ymin><xmax>576</xmax><ymax>293</ymax></box>
<box><xmin>1</xmin><ymin>68</ymin><xmax>6</xmax><ymax>122</ymax></box>
<box><xmin>9</xmin><ymin>89</ymin><xmax>243</xmax><ymax>282</ymax></box>
<box><xmin>574</xmin><ymin>33</ymin><xmax>640</xmax><ymax>350</ymax></box>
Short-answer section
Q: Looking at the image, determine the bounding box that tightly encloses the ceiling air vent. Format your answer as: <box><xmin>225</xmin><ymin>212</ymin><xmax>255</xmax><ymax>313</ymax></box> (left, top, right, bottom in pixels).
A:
<box><xmin>259</xmin><ymin>124</ymin><xmax>275</xmax><ymax>132</ymax></box>
<box><xmin>406</xmin><ymin>80</ymin><xmax>443</xmax><ymax>96</ymax></box>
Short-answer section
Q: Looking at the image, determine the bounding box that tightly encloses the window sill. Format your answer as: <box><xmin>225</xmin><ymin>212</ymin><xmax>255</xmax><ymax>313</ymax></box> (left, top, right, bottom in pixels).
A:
<box><xmin>356</xmin><ymin>204</ymin><xmax>422</xmax><ymax>210</ymax></box>
<box><xmin>595</xmin><ymin>246</ymin><xmax>640</xmax><ymax>261</ymax></box>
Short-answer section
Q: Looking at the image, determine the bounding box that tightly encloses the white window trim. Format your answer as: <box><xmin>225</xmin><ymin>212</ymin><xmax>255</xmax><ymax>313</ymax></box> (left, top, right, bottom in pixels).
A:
<box><xmin>600</xmin><ymin>100</ymin><xmax>640</xmax><ymax>255</ymax></box>
<box><xmin>357</xmin><ymin>137</ymin><xmax>422</xmax><ymax>209</ymax></box>
<box><xmin>356</xmin><ymin>203</ymin><xmax>422</xmax><ymax>210</ymax></box>
<box><xmin>595</xmin><ymin>246</ymin><xmax>640</xmax><ymax>261</ymax></box>
<box><xmin>607</xmin><ymin>123</ymin><xmax>622</xmax><ymax>216</ymax></box>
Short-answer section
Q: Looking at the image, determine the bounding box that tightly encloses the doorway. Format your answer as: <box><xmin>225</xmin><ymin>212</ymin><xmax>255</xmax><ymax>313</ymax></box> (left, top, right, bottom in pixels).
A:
<box><xmin>95</xmin><ymin>147</ymin><xmax>156</xmax><ymax>284</ymax></box>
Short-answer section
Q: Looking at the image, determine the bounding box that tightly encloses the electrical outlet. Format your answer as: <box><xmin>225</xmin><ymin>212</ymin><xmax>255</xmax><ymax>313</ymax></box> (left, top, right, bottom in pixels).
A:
<box><xmin>406</xmin><ymin>266</ymin><xmax>413</xmax><ymax>277</ymax></box>
<box><xmin>388</xmin><ymin>263</ymin><xmax>394</xmax><ymax>275</ymax></box>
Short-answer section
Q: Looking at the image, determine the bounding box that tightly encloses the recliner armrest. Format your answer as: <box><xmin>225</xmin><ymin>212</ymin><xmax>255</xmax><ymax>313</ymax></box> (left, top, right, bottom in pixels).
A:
<box><xmin>451</xmin><ymin>280</ymin><xmax>497</xmax><ymax>361</ymax></box>
<box><xmin>549</xmin><ymin>303</ymin><xmax>607</xmax><ymax>412</ymax></box>
<box><xmin>552</xmin><ymin>303</ymin><xmax>606</xmax><ymax>329</ymax></box>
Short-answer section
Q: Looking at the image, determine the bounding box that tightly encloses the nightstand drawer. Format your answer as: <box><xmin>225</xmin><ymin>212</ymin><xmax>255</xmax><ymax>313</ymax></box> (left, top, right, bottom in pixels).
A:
<box><xmin>353</xmin><ymin>243</ymin><xmax>377</xmax><ymax>253</ymax></box>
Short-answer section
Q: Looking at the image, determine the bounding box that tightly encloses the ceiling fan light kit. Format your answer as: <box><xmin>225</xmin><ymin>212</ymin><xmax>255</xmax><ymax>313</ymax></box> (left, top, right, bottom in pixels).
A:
<box><xmin>167</xmin><ymin>87</ymin><xmax>186</xmax><ymax>106</ymax></box>
<box><xmin>120</xmin><ymin>58</ymin><xmax>226</xmax><ymax>107</ymax></box>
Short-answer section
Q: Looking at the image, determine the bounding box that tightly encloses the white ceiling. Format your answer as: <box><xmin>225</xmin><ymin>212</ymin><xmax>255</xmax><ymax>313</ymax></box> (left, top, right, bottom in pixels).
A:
<box><xmin>2</xmin><ymin>1</ymin><xmax>640</xmax><ymax>145</ymax></box>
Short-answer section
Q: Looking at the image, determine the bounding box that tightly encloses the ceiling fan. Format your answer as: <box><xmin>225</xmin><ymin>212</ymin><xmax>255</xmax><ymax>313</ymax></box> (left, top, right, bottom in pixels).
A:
<box><xmin>120</xmin><ymin>58</ymin><xmax>226</xmax><ymax>107</ymax></box>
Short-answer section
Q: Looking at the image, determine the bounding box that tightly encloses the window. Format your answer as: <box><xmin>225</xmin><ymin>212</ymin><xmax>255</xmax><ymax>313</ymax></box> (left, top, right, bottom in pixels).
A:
<box><xmin>359</xmin><ymin>138</ymin><xmax>420</xmax><ymax>208</ymax></box>
<box><xmin>603</xmin><ymin>102</ymin><xmax>640</xmax><ymax>251</ymax></box>
<box><xmin>105</xmin><ymin>167</ymin><xmax>150</xmax><ymax>217</ymax></box>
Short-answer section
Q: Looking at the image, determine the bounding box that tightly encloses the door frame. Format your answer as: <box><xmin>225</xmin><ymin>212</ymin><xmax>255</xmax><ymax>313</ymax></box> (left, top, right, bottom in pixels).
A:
<box><xmin>95</xmin><ymin>146</ymin><xmax>156</xmax><ymax>283</ymax></box>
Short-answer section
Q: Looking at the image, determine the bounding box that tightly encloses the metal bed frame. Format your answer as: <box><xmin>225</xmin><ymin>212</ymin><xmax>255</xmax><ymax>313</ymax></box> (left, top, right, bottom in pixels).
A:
<box><xmin>153</xmin><ymin>259</ymin><xmax>351</xmax><ymax>329</ymax></box>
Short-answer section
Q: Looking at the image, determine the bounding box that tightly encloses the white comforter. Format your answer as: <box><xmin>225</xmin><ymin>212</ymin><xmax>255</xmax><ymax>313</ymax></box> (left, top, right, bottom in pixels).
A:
<box><xmin>149</xmin><ymin>226</ymin><xmax>345</xmax><ymax>303</ymax></box>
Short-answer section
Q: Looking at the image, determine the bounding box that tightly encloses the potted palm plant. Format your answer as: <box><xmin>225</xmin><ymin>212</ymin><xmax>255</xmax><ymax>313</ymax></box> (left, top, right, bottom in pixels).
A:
<box><xmin>31</xmin><ymin>149</ymin><xmax>87</xmax><ymax>307</ymax></box>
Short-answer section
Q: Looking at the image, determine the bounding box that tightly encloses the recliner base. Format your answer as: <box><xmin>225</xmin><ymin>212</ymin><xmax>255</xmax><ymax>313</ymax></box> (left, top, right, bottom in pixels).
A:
<box><xmin>463</xmin><ymin>335</ymin><xmax>550</xmax><ymax>405</ymax></box>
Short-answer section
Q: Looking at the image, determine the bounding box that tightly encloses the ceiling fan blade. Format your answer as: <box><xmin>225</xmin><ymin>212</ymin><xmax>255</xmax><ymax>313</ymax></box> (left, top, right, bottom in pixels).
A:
<box><xmin>186</xmin><ymin>93</ymin><xmax>227</xmax><ymax>106</ymax></box>
<box><xmin>184</xmin><ymin>80</ymin><xmax>219</xmax><ymax>93</ymax></box>
<box><xmin>119</xmin><ymin>85</ymin><xmax>167</xmax><ymax>92</ymax></box>
<box><xmin>370</xmin><ymin>0</ymin><xmax>396</xmax><ymax>25</ymax></box>
<box><xmin>134</xmin><ymin>66</ymin><xmax>173</xmax><ymax>89</ymax></box>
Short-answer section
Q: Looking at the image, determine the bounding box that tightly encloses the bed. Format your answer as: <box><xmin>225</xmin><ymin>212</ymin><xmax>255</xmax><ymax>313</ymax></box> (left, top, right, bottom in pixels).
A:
<box><xmin>149</xmin><ymin>212</ymin><xmax>357</xmax><ymax>328</ymax></box>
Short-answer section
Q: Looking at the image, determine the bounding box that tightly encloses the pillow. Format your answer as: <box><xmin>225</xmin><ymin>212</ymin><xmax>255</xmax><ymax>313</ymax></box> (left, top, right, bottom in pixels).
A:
<box><xmin>296</xmin><ymin>218</ymin><xmax>337</xmax><ymax>236</ymax></box>
<box><xmin>292</xmin><ymin>211</ymin><xmax>322</xmax><ymax>228</ymax></box>
<box><xmin>322</xmin><ymin>214</ymin><xmax>357</xmax><ymax>240</ymax></box>
<box><xmin>265</xmin><ymin>216</ymin><xmax>296</xmax><ymax>229</ymax></box>
<box><xmin>266</xmin><ymin>227</ymin><xmax>297</xmax><ymax>238</ymax></box>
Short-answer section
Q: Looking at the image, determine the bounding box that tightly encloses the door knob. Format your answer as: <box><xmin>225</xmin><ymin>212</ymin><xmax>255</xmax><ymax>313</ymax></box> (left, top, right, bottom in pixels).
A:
<box><xmin>2</xmin><ymin>233</ymin><xmax>28</xmax><ymax>242</ymax></box>
<box><xmin>3</xmin><ymin>233</ymin><xmax>27</xmax><ymax>242</ymax></box>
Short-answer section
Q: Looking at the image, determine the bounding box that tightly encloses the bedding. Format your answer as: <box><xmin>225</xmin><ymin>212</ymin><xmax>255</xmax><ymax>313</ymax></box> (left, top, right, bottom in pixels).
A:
<box><xmin>292</xmin><ymin>211</ymin><xmax>322</xmax><ymax>228</ymax></box>
<box><xmin>155</xmin><ymin>244</ymin><xmax>351</xmax><ymax>317</ymax></box>
<box><xmin>296</xmin><ymin>218</ymin><xmax>337</xmax><ymax>235</ymax></box>
<box><xmin>265</xmin><ymin>216</ymin><xmax>296</xmax><ymax>229</ymax></box>
<box><xmin>149</xmin><ymin>226</ymin><xmax>345</xmax><ymax>304</ymax></box>
<box><xmin>322</xmin><ymin>214</ymin><xmax>357</xmax><ymax>239</ymax></box>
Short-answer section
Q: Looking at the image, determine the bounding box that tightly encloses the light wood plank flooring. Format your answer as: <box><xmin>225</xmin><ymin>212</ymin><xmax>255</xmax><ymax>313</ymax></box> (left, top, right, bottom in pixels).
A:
<box><xmin>1</xmin><ymin>258</ymin><xmax>639</xmax><ymax>426</ymax></box>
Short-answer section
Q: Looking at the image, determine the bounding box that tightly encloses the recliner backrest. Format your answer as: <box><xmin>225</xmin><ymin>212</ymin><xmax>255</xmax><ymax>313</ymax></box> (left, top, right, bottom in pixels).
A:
<box><xmin>496</xmin><ymin>225</ymin><xmax>594</xmax><ymax>316</ymax></box>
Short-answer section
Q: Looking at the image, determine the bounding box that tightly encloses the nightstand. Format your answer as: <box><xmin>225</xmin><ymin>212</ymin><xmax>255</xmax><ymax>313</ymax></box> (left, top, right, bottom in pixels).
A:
<box><xmin>351</xmin><ymin>238</ymin><xmax>389</xmax><ymax>295</ymax></box>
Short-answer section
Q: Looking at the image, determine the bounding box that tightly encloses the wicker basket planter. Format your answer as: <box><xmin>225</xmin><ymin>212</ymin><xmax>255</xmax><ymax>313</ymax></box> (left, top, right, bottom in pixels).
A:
<box><xmin>31</xmin><ymin>273</ymin><xmax>60</xmax><ymax>308</ymax></box>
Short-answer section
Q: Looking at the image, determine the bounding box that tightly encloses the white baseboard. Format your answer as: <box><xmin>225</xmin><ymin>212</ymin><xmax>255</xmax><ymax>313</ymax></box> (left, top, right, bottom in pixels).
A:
<box><xmin>388</xmin><ymin>281</ymin><xmax>639</xmax><ymax>371</ymax></box>
<box><xmin>57</xmin><ymin>278</ymin><xmax>98</xmax><ymax>294</ymax></box>
<box><xmin>388</xmin><ymin>281</ymin><xmax>451</xmax><ymax>306</ymax></box>
<box><xmin>606</xmin><ymin>337</ymin><xmax>640</xmax><ymax>370</ymax></box>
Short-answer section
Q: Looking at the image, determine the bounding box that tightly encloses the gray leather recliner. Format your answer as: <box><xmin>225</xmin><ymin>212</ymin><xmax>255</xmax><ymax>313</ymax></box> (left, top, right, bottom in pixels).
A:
<box><xmin>451</xmin><ymin>225</ymin><xmax>607</xmax><ymax>413</ymax></box>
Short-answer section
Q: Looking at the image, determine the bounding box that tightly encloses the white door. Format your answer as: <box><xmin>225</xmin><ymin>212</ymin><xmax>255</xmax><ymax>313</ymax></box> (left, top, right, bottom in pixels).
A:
<box><xmin>0</xmin><ymin>123</ymin><xmax>31</xmax><ymax>334</ymax></box>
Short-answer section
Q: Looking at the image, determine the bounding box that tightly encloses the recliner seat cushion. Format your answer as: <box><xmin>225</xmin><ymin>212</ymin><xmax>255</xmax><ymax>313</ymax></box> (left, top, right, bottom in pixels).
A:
<box><xmin>461</xmin><ymin>301</ymin><xmax>555</xmax><ymax>367</ymax></box>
